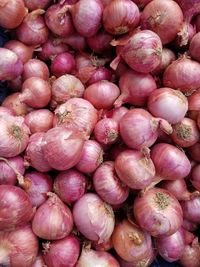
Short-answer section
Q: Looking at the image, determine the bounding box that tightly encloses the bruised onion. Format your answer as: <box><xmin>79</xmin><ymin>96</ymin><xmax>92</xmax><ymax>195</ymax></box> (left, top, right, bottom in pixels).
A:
<box><xmin>32</xmin><ymin>193</ymin><xmax>73</xmax><ymax>240</ymax></box>
<box><xmin>22</xmin><ymin>59</ymin><xmax>50</xmax><ymax>81</ymax></box>
<box><xmin>50</xmin><ymin>52</ymin><xmax>76</xmax><ymax>77</ymax></box>
<box><xmin>73</xmin><ymin>193</ymin><xmax>115</xmax><ymax>243</ymax></box>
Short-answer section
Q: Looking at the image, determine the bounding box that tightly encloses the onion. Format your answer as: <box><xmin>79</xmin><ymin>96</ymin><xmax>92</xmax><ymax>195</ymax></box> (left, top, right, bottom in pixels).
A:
<box><xmin>16</xmin><ymin>9</ymin><xmax>49</xmax><ymax>46</ymax></box>
<box><xmin>50</xmin><ymin>52</ymin><xmax>76</xmax><ymax>77</ymax></box>
<box><xmin>0</xmin><ymin>107</ymin><xmax>14</xmax><ymax>117</ymax></box>
<box><xmin>188</xmin><ymin>143</ymin><xmax>200</xmax><ymax>162</ymax></box>
<box><xmin>43</xmin><ymin>127</ymin><xmax>85</xmax><ymax>170</ymax></box>
<box><xmin>134</xmin><ymin>188</ymin><xmax>183</xmax><ymax>237</ymax></box>
<box><xmin>132</xmin><ymin>0</ymin><xmax>153</xmax><ymax>9</ymax></box>
<box><xmin>109</xmin><ymin>143</ymin><xmax>128</xmax><ymax>161</ymax></box>
<box><xmin>73</xmin><ymin>193</ymin><xmax>115</xmax><ymax>243</ymax></box>
<box><xmin>179</xmin><ymin>237</ymin><xmax>200</xmax><ymax>267</ymax></box>
<box><xmin>103</xmin><ymin>0</ymin><xmax>140</xmax><ymax>35</ymax></box>
<box><xmin>0</xmin><ymin>156</ymin><xmax>25</xmax><ymax>185</ymax></box>
<box><xmin>87</xmin><ymin>67</ymin><xmax>113</xmax><ymax>86</ymax></box>
<box><xmin>181</xmin><ymin>196</ymin><xmax>200</xmax><ymax>223</ymax></box>
<box><xmin>111</xmin><ymin>30</ymin><xmax>162</xmax><ymax>73</ymax></box>
<box><xmin>92</xmin><ymin>238</ymin><xmax>113</xmax><ymax>252</ymax></box>
<box><xmin>22</xmin><ymin>59</ymin><xmax>50</xmax><ymax>81</ymax></box>
<box><xmin>53</xmin><ymin>169</ymin><xmax>86</xmax><ymax>205</ymax></box>
<box><xmin>175</xmin><ymin>0</ymin><xmax>200</xmax><ymax>23</ymax></box>
<box><xmin>151</xmin><ymin>143</ymin><xmax>191</xmax><ymax>180</ymax></box>
<box><xmin>19</xmin><ymin>171</ymin><xmax>53</xmax><ymax>207</ymax></box>
<box><xmin>0</xmin><ymin>116</ymin><xmax>30</xmax><ymax>158</ymax></box>
<box><xmin>0</xmin><ymin>185</ymin><xmax>33</xmax><ymax>230</ymax></box>
<box><xmin>32</xmin><ymin>193</ymin><xmax>73</xmax><ymax>240</ymax></box>
<box><xmin>163</xmin><ymin>56</ymin><xmax>200</xmax><ymax>94</ymax></box>
<box><xmin>171</xmin><ymin>118</ymin><xmax>199</xmax><ymax>147</ymax></box>
<box><xmin>76</xmin><ymin>140</ymin><xmax>103</xmax><ymax>173</ymax></box>
<box><xmin>0</xmin><ymin>48</ymin><xmax>23</xmax><ymax>80</ymax></box>
<box><xmin>24</xmin><ymin>0</ymin><xmax>52</xmax><ymax>11</ymax></box>
<box><xmin>115</xmin><ymin>69</ymin><xmax>157</xmax><ymax>107</ymax></box>
<box><xmin>147</xmin><ymin>88</ymin><xmax>188</xmax><ymax>124</ymax></box>
<box><xmin>84</xmin><ymin>80</ymin><xmax>120</xmax><ymax>109</ymax></box>
<box><xmin>61</xmin><ymin>32</ymin><xmax>87</xmax><ymax>51</ymax></box>
<box><xmin>4</xmin><ymin>40</ymin><xmax>34</xmax><ymax>64</ymax></box>
<box><xmin>70</xmin><ymin>0</ymin><xmax>103</xmax><ymax>37</ymax></box>
<box><xmin>191</xmin><ymin>164</ymin><xmax>200</xmax><ymax>191</ymax></box>
<box><xmin>182</xmin><ymin>219</ymin><xmax>198</xmax><ymax>232</ymax></box>
<box><xmin>119</xmin><ymin>108</ymin><xmax>172</xmax><ymax>151</ymax></box>
<box><xmin>24</xmin><ymin>109</ymin><xmax>54</xmax><ymax>134</ymax></box>
<box><xmin>174</xmin><ymin>22</ymin><xmax>196</xmax><ymax>48</ymax></box>
<box><xmin>0</xmin><ymin>224</ymin><xmax>38</xmax><ymax>267</ymax></box>
<box><xmin>76</xmin><ymin>246</ymin><xmax>120</xmax><ymax>267</ymax></box>
<box><xmin>141</xmin><ymin>0</ymin><xmax>183</xmax><ymax>44</ymax></box>
<box><xmin>20</xmin><ymin>77</ymin><xmax>51</xmax><ymax>108</ymax></box>
<box><xmin>42</xmin><ymin>235</ymin><xmax>80</xmax><ymax>267</ymax></box>
<box><xmin>152</xmin><ymin>48</ymin><xmax>176</xmax><ymax>75</ymax></box>
<box><xmin>188</xmin><ymin>91</ymin><xmax>200</xmax><ymax>111</ymax></box>
<box><xmin>104</xmin><ymin>107</ymin><xmax>128</xmax><ymax>123</ymax></box>
<box><xmin>45</xmin><ymin>3</ymin><xmax>74</xmax><ymax>37</ymax></box>
<box><xmin>25</xmin><ymin>132</ymin><xmax>52</xmax><ymax>172</ymax></box>
<box><xmin>87</xmin><ymin>30</ymin><xmax>113</xmax><ymax>54</ymax></box>
<box><xmin>189</xmin><ymin>32</ymin><xmax>200</xmax><ymax>62</ymax></box>
<box><xmin>51</xmin><ymin>74</ymin><xmax>85</xmax><ymax>108</ymax></box>
<box><xmin>30</xmin><ymin>253</ymin><xmax>45</xmax><ymax>267</ymax></box>
<box><xmin>155</xmin><ymin>228</ymin><xmax>185</xmax><ymax>262</ymax></box>
<box><xmin>182</xmin><ymin>228</ymin><xmax>196</xmax><ymax>245</ymax></box>
<box><xmin>115</xmin><ymin>149</ymin><xmax>155</xmax><ymax>190</ymax></box>
<box><xmin>0</xmin><ymin>0</ymin><xmax>27</xmax><ymax>29</ymax></box>
<box><xmin>112</xmin><ymin>219</ymin><xmax>154</xmax><ymax>264</ymax></box>
<box><xmin>53</xmin><ymin>98</ymin><xmax>98</xmax><ymax>136</ymax></box>
<box><xmin>93</xmin><ymin>161</ymin><xmax>129</xmax><ymax>205</ymax></box>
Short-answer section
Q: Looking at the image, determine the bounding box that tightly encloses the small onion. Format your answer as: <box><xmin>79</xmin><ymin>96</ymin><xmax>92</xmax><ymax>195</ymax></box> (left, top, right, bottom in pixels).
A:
<box><xmin>133</xmin><ymin>188</ymin><xmax>183</xmax><ymax>236</ymax></box>
<box><xmin>24</xmin><ymin>0</ymin><xmax>52</xmax><ymax>10</ymax></box>
<box><xmin>73</xmin><ymin>193</ymin><xmax>115</xmax><ymax>243</ymax></box>
<box><xmin>50</xmin><ymin>52</ymin><xmax>76</xmax><ymax>77</ymax></box>
<box><xmin>191</xmin><ymin>164</ymin><xmax>200</xmax><ymax>191</ymax></box>
<box><xmin>22</xmin><ymin>59</ymin><xmax>50</xmax><ymax>81</ymax></box>
<box><xmin>32</xmin><ymin>193</ymin><xmax>73</xmax><ymax>240</ymax></box>
<box><xmin>181</xmin><ymin>196</ymin><xmax>200</xmax><ymax>223</ymax></box>
<box><xmin>179</xmin><ymin>238</ymin><xmax>200</xmax><ymax>267</ymax></box>
<box><xmin>87</xmin><ymin>67</ymin><xmax>113</xmax><ymax>86</ymax></box>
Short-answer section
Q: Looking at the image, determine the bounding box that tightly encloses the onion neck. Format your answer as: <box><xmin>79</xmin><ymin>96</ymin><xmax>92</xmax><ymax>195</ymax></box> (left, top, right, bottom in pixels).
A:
<box><xmin>28</xmin><ymin>9</ymin><xmax>46</xmax><ymax>20</ymax></box>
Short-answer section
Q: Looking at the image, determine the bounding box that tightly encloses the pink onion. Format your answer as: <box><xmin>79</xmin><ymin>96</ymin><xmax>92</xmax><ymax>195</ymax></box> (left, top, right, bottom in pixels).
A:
<box><xmin>0</xmin><ymin>106</ymin><xmax>14</xmax><ymax>117</ymax></box>
<box><xmin>171</xmin><ymin>118</ymin><xmax>199</xmax><ymax>147</ymax></box>
<box><xmin>53</xmin><ymin>98</ymin><xmax>98</xmax><ymax>136</ymax></box>
<box><xmin>50</xmin><ymin>52</ymin><xmax>76</xmax><ymax>77</ymax></box>
<box><xmin>0</xmin><ymin>0</ymin><xmax>28</xmax><ymax>29</ymax></box>
<box><xmin>163</xmin><ymin>56</ymin><xmax>200</xmax><ymax>94</ymax></box>
<box><xmin>115</xmin><ymin>149</ymin><xmax>155</xmax><ymax>190</ymax></box>
<box><xmin>104</xmin><ymin>107</ymin><xmax>128</xmax><ymax>123</ymax></box>
<box><xmin>20</xmin><ymin>77</ymin><xmax>51</xmax><ymax>108</ymax></box>
<box><xmin>22</xmin><ymin>59</ymin><xmax>50</xmax><ymax>81</ymax></box>
<box><xmin>43</xmin><ymin>127</ymin><xmax>85</xmax><ymax>170</ymax></box>
<box><xmin>24</xmin><ymin>109</ymin><xmax>54</xmax><ymax>134</ymax></box>
<box><xmin>175</xmin><ymin>0</ymin><xmax>200</xmax><ymax>23</ymax></box>
<box><xmin>51</xmin><ymin>74</ymin><xmax>85</xmax><ymax>108</ymax></box>
<box><xmin>53</xmin><ymin>169</ymin><xmax>86</xmax><ymax>205</ymax></box>
<box><xmin>87</xmin><ymin>30</ymin><xmax>113</xmax><ymax>54</ymax></box>
<box><xmin>174</xmin><ymin>22</ymin><xmax>196</xmax><ymax>48</ymax></box>
<box><xmin>0</xmin><ymin>116</ymin><xmax>30</xmax><ymax>157</ymax></box>
<box><xmin>156</xmin><ymin>228</ymin><xmax>185</xmax><ymax>262</ymax></box>
<box><xmin>45</xmin><ymin>3</ymin><xmax>74</xmax><ymax>37</ymax></box>
<box><xmin>70</xmin><ymin>0</ymin><xmax>103</xmax><ymax>37</ymax></box>
<box><xmin>16</xmin><ymin>9</ymin><xmax>49</xmax><ymax>46</ymax></box>
<box><xmin>93</xmin><ymin>161</ymin><xmax>129</xmax><ymax>205</ymax></box>
<box><xmin>25</xmin><ymin>132</ymin><xmax>52</xmax><ymax>172</ymax></box>
<box><xmin>179</xmin><ymin>237</ymin><xmax>200</xmax><ymax>267</ymax></box>
<box><xmin>112</xmin><ymin>220</ymin><xmax>154</xmax><ymax>264</ymax></box>
<box><xmin>147</xmin><ymin>87</ymin><xmax>188</xmax><ymax>124</ymax></box>
<box><xmin>0</xmin><ymin>156</ymin><xmax>25</xmax><ymax>185</ymax></box>
<box><xmin>0</xmin><ymin>48</ymin><xmax>23</xmax><ymax>80</ymax></box>
<box><xmin>181</xmin><ymin>196</ymin><xmax>200</xmax><ymax>223</ymax></box>
<box><xmin>188</xmin><ymin>91</ymin><xmax>200</xmax><ymax>111</ymax></box>
<box><xmin>24</xmin><ymin>0</ymin><xmax>52</xmax><ymax>10</ymax></box>
<box><xmin>115</xmin><ymin>69</ymin><xmax>157</xmax><ymax>107</ymax></box>
<box><xmin>76</xmin><ymin>140</ymin><xmax>103</xmax><ymax>173</ymax></box>
<box><xmin>73</xmin><ymin>193</ymin><xmax>115</xmax><ymax>243</ymax></box>
<box><xmin>141</xmin><ymin>0</ymin><xmax>183</xmax><ymax>44</ymax></box>
<box><xmin>92</xmin><ymin>238</ymin><xmax>113</xmax><ymax>252</ymax></box>
<box><xmin>61</xmin><ymin>32</ymin><xmax>87</xmax><ymax>51</ymax></box>
<box><xmin>133</xmin><ymin>188</ymin><xmax>183</xmax><ymax>236</ymax></box>
<box><xmin>103</xmin><ymin>0</ymin><xmax>140</xmax><ymax>35</ymax></box>
<box><xmin>151</xmin><ymin>143</ymin><xmax>191</xmax><ymax>180</ymax></box>
<box><xmin>182</xmin><ymin>219</ymin><xmax>198</xmax><ymax>232</ymax></box>
<box><xmin>87</xmin><ymin>67</ymin><xmax>113</xmax><ymax>86</ymax></box>
<box><xmin>30</xmin><ymin>254</ymin><xmax>46</xmax><ymax>267</ymax></box>
<box><xmin>132</xmin><ymin>0</ymin><xmax>153</xmax><ymax>9</ymax></box>
<box><xmin>188</xmin><ymin>143</ymin><xmax>200</xmax><ymax>162</ymax></box>
<box><xmin>189</xmin><ymin>33</ymin><xmax>200</xmax><ymax>62</ymax></box>
<box><xmin>19</xmin><ymin>171</ymin><xmax>53</xmax><ymax>207</ymax></box>
<box><xmin>191</xmin><ymin>164</ymin><xmax>200</xmax><ymax>191</ymax></box>
<box><xmin>0</xmin><ymin>185</ymin><xmax>33</xmax><ymax>230</ymax></box>
<box><xmin>152</xmin><ymin>48</ymin><xmax>176</xmax><ymax>75</ymax></box>
<box><xmin>42</xmin><ymin>235</ymin><xmax>80</xmax><ymax>267</ymax></box>
<box><xmin>32</xmin><ymin>193</ymin><xmax>73</xmax><ymax>240</ymax></box>
<box><xmin>84</xmin><ymin>80</ymin><xmax>120</xmax><ymax>109</ymax></box>
<box><xmin>0</xmin><ymin>224</ymin><xmax>38</xmax><ymax>267</ymax></box>
<box><xmin>119</xmin><ymin>108</ymin><xmax>172</xmax><ymax>150</ymax></box>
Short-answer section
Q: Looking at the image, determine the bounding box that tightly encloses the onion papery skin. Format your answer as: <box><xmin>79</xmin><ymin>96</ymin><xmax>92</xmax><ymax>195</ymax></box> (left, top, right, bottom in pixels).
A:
<box><xmin>73</xmin><ymin>193</ymin><xmax>115</xmax><ymax>243</ymax></box>
<box><xmin>181</xmin><ymin>196</ymin><xmax>200</xmax><ymax>223</ymax></box>
<box><xmin>42</xmin><ymin>127</ymin><xmax>85</xmax><ymax>171</ymax></box>
<box><xmin>103</xmin><ymin>0</ymin><xmax>140</xmax><ymax>35</ymax></box>
<box><xmin>141</xmin><ymin>0</ymin><xmax>184</xmax><ymax>44</ymax></box>
<box><xmin>112</xmin><ymin>219</ymin><xmax>154</xmax><ymax>264</ymax></box>
<box><xmin>0</xmin><ymin>185</ymin><xmax>33</xmax><ymax>231</ymax></box>
<box><xmin>53</xmin><ymin>169</ymin><xmax>86</xmax><ymax>205</ymax></box>
<box><xmin>93</xmin><ymin>161</ymin><xmax>129</xmax><ymax>205</ymax></box>
<box><xmin>179</xmin><ymin>238</ymin><xmax>200</xmax><ymax>267</ymax></box>
<box><xmin>133</xmin><ymin>188</ymin><xmax>183</xmax><ymax>237</ymax></box>
<box><xmin>163</xmin><ymin>57</ymin><xmax>200</xmax><ymax>94</ymax></box>
<box><xmin>32</xmin><ymin>193</ymin><xmax>73</xmax><ymax>240</ymax></box>
<box><xmin>151</xmin><ymin>143</ymin><xmax>191</xmax><ymax>180</ymax></box>
<box><xmin>53</xmin><ymin>98</ymin><xmax>98</xmax><ymax>136</ymax></box>
<box><xmin>115</xmin><ymin>150</ymin><xmax>155</xmax><ymax>190</ymax></box>
<box><xmin>42</xmin><ymin>235</ymin><xmax>80</xmax><ymax>267</ymax></box>
<box><xmin>25</xmin><ymin>132</ymin><xmax>52</xmax><ymax>172</ymax></box>
<box><xmin>0</xmin><ymin>224</ymin><xmax>38</xmax><ymax>267</ymax></box>
<box><xmin>22</xmin><ymin>59</ymin><xmax>50</xmax><ymax>81</ymax></box>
